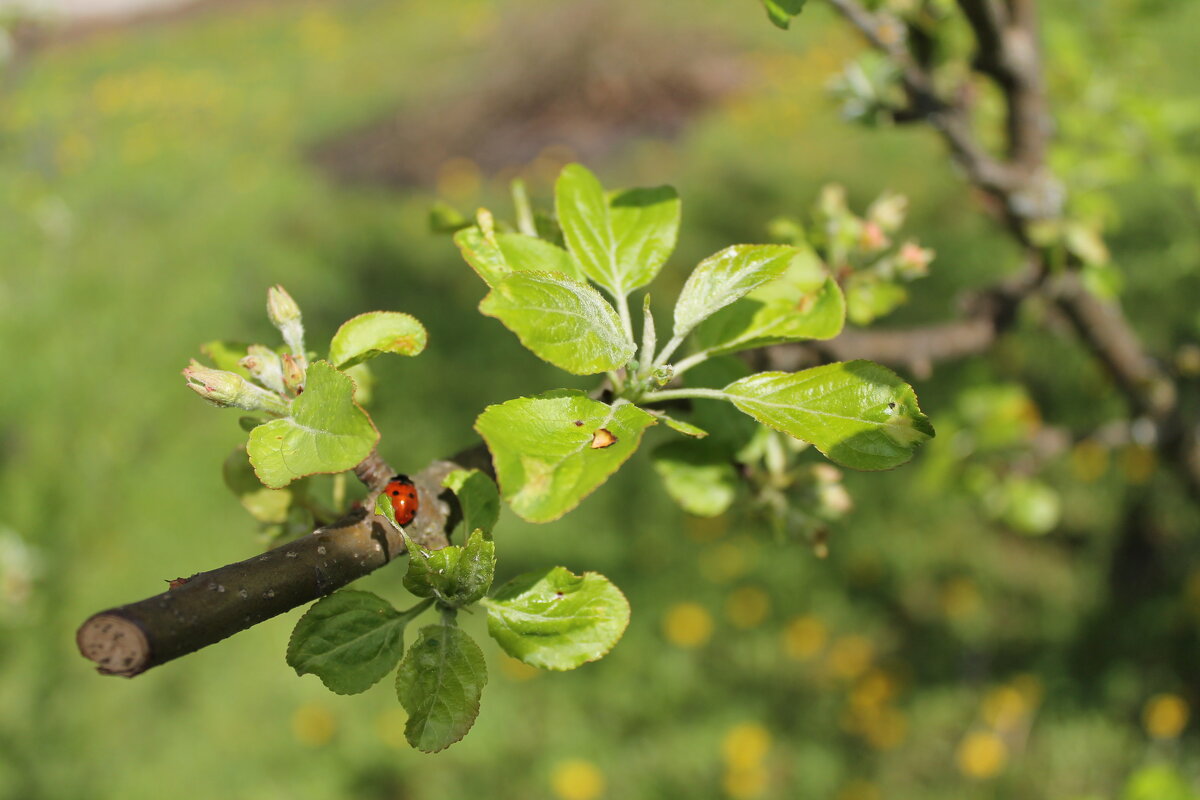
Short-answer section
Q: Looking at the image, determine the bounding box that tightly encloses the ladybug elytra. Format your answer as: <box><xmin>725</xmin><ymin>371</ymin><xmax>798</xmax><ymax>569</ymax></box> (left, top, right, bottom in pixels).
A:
<box><xmin>384</xmin><ymin>474</ymin><xmax>419</xmax><ymax>526</ymax></box>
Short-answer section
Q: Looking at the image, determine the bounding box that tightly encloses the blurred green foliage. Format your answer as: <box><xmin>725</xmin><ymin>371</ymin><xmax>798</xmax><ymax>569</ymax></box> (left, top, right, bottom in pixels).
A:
<box><xmin>1</xmin><ymin>0</ymin><xmax>1198</xmax><ymax>798</ymax></box>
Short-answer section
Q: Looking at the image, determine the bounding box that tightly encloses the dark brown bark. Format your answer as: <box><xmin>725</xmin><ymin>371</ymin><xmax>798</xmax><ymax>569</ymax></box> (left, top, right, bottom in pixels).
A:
<box><xmin>77</xmin><ymin>452</ymin><xmax>469</xmax><ymax>677</ymax></box>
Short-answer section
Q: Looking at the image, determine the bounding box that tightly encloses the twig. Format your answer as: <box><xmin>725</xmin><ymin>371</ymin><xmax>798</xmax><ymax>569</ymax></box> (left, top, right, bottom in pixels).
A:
<box><xmin>76</xmin><ymin>448</ymin><xmax>485</xmax><ymax>677</ymax></box>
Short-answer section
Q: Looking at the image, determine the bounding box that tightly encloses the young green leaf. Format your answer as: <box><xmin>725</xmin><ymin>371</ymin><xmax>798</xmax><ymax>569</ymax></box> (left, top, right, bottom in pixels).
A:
<box><xmin>761</xmin><ymin>0</ymin><xmax>807</xmax><ymax>29</ymax></box>
<box><xmin>286</xmin><ymin>590</ymin><xmax>409</xmax><ymax>695</ymax></box>
<box><xmin>694</xmin><ymin>268</ymin><xmax>846</xmax><ymax>355</ymax></box>
<box><xmin>845</xmin><ymin>273</ymin><xmax>908</xmax><ymax>325</ymax></box>
<box><xmin>328</xmin><ymin>311</ymin><xmax>427</xmax><ymax>369</ymax></box>
<box><xmin>395</xmin><ymin>624</ymin><xmax>488</xmax><ymax>753</ymax></box>
<box><xmin>343</xmin><ymin>362</ymin><xmax>375</xmax><ymax>406</ymax></box>
<box><xmin>722</xmin><ymin>361</ymin><xmax>934</xmax><ymax>470</ymax></box>
<box><xmin>247</xmin><ymin>360</ymin><xmax>379</xmax><ymax>488</ymax></box>
<box><xmin>650</xmin><ymin>411</ymin><xmax>709</xmax><ymax>439</ymax></box>
<box><xmin>482</xmin><ymin>567</ymin><xmax>630</xmax><ymax>670</ymax></box>
<box><xmin>454</xmin><ymin>226</ymin><xmax>584</xmax><ymax>287</ymax></box>
<box><xmin>374</xmin><ymin>491</ymin><xmax>399</xmax><ymax>528</ymax></box>
<box><xmin>199</xmin><ymin>340</ymin><xmax>253</xmax><ymax>378</ymax></box>
<box><xmin>443</xmin><ymin>469</ymin><xmax>501</xmax><ymax>538</ymax></box>
<box><xmin>429</xmin><ymin>201</ymin><xmax>469</xmax><ymax>233</ymax></box>
<box><xmin>479</xmin><ymin>272</ymin><xmax>635</xmax><ymax>375</ymax></box>
<box><xmin>475</xmin><ymin>392</ymin><xmax>656</xmax><ymax>522</ymax></box>
<box><xmin>555</xmin><ymin>164</ymin><xmax>680</xmax><ymax>297</ymax></box>
<box><xmin>672</xmin><ymin>245</ymin><xmax>799</xmax><ymax>340</ymax></box>
<box><xmin>651</xmin><ymin>440</ymin><xmax>738</xmax><ymax>517</ymax></box>
<box><xmin>223</xmin><ymin>444</ymin><xmax>293</xmax><ymax>523</ymax></box>
<box><xmin>403</xmin><ymin>530</ymin><xmax>496</xmax><ymax>608</ymax></box>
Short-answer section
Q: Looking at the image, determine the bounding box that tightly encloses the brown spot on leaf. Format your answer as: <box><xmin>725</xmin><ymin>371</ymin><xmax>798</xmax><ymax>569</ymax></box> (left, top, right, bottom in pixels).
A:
<box><xmin>590</xmin><ymin>428</ymin><xmax>617</xmax><ymax>449</ymax></box>
<box><xmin>391</xmin><ymin>335</ymin><xmax>418</xmax><ymax>352</ymax></box>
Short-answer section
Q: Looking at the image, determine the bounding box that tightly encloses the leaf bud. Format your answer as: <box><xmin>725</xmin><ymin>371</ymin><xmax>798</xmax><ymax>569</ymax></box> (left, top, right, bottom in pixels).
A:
<box><xmin>239</xmin><ymin>344</ymin><xmax>286</xmax><ymax>393</ymax></box>
<box><xmin>267</xmin><ymin>284</ymin><xmax>305</xmax><ymax>357</ymax></box>
<box><xmin>866</xmin><ymin>190</ymin><xmax>908</xmax><ymax>232</ymax></box>
<box><xmin>895</xmin><ymin>241</ymin><xmax>934</xmax><ymax>278</ymax></box>
<box><xmin>281</xmin><ymin>353</ymin><xmax>306</xmax><ymax>395</ymax></box>
<box><xmin>183</xmin><ymin>361</ymin><xmax>289</xmax><ymax>415</ymax></box>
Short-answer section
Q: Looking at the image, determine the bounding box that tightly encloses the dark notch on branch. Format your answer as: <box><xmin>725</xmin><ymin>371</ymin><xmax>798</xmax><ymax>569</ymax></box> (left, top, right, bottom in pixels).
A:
<box><xmin>76</xmin><ymin>448</ymin><xmax>486</xmax><ymax>677</ymax></box>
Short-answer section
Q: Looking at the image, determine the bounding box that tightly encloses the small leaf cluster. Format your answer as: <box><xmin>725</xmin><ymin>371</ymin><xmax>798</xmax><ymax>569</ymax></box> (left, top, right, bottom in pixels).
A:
<box><xmin>453</xmin><ymin>164</ymin><xmax>935</xmax><ymax>524</ymax></box>
<box><xmin>287</xmin><ymin>470</ymin><xmax>630</xmax><ymax>752</ymax></box>
<box><xmin>182</xmin><ymin>286</ymin><xmax>427</xmax><ymax>492</ymax></box>
<box><xmin>652</xmin><ymin>368</ymin><xmax>855</xmax><ymax>549</ymax></box>
<box><xmin>920</xmin><ymin>383</ymin><xmax>1063</xmax><ymax>537</ymax></box>
<box><xmin>770</xmin><ymin>184</ymin><xmax>935</xmax><ymax>326</ymax></box>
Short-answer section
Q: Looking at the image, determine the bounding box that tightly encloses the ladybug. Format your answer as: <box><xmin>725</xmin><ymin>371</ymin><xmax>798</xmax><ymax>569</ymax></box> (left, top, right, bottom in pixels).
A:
<box><xmin>384</xmin><ymin>474</ymin><xmax>419</xmax><ymax>526</ymax></box>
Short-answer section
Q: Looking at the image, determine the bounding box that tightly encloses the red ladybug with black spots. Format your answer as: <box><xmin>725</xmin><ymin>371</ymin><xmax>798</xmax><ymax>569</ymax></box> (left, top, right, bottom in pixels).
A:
<box><xmin>384</xmin><ymin>474</ymin><xmax>419</xmax><ymax>526</ymax></box>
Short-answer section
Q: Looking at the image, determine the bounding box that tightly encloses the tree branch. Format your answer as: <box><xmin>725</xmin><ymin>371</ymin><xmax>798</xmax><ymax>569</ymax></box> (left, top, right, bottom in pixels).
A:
<box><xmin>822</xmin><ymin>0</ymin><xmax>1200</xmax><ymax>497</ymax></box>
<box><xmin>76</xmin><ymin>448</ymin><xmax>486</xmax><ymax>677</ymax></box>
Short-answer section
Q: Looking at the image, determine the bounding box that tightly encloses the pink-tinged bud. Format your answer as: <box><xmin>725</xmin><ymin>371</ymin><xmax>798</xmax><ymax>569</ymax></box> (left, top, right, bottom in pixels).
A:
<box><xmin>281</xmin><ymin>353</ymin><xmax>305</xmax><ymax>395</ymax></box>
<box><xmin>820</xmin><ymin>483</ymin><xmax>854</xmax><ymax>515</ymax></box>
<box><xmin>859</xmin><ymin>221</ymin><xmax>890</xmax><ymax>252</ymax></box>
<box><xmin>266</xmin><ymin>284</ymin><xmax>305</xmax><ymax>357</ymax></box>
<box><xmin>239</xmin><ymin>345</ymin><xmax>286</xmax><ymax>393</ymax></box>
<box><xmin>896</xmin><ymin>241</ymin><xmax>935</xmax><ymax>277</ymax></box>
<box><xmin>183</xmin><ymin>361</ymin><xmax>289</xmax><ymax>415</ymax></box>
<box><xmin>811</xmin><ymin>463</ymin><xmax>842</xmax><ymax>485</ymax></box>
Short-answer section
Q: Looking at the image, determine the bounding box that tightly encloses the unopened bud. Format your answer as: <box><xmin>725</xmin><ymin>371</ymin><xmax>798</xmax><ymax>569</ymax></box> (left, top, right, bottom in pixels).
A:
<box><xmin>267</xmin><ymin>285</ymin><xmax>305</xmax><ymax>357</ymax></box>
<box><xmin>811</xmin><ymin>463</ymin><xmax>842</xmax><ymax>484</ymax></box>
<box><xmin>819</xmin><ymin>483</ymin><xmax>853</xmax><ymax>515</ymax></box>
<box><xmin>896</xmin><ymin>241</ymin><xmax>934</xmax><ymax>278</ymax></box>
<box><xmin>281</xmin><ymin>353</ymin><xmax>305</xmax><ymax>395</ymax></box>
<box><xmin>183</xmin><ymin>361</ymin><xmax>289</xmax><ymax>415</ymax></box>
<box><xmin>239</xmin><ymin>344</ymin><xmax>285</xmax><ymax>393</ymax></box>
<box><xmin>859</xmin><ymin>220</ymin><xmax>890</xmax><ymax>252</ymax></box>
<box><xmin>867</xmin><ymin>191</ymin><xmax>907</xmax><ymax>232</ymax></box>
<box><xmin>476</xmin><ymin>208</ymin><xmax>496</xmax><ymax>240</ymax></box>
<box><xmin>652</xmin><ymin>365</ymin><xmax>674</xmax><ymax>387</ymax></box>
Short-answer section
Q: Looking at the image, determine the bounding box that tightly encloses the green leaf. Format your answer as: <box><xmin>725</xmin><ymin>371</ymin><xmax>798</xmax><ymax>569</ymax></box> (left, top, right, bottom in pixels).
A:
<box><xmin>482</xmin><ymin>567</ymin><xmax>630</xmax><ymax>670</ymax></box>
<box><xmin>328</xmin><ymin>311</ymin><xmax>427</xmax><ymax>369</ymax></box>
<box><xmin>429</xmin><ymin>201</ymin><xmax>468</xmax><ymax>234</ymax></box>
<box><xmin>199</xmin><ymin>340</ymin><xmax>252</xmax><ymax>378</ymax></box>
<box><xmin>223</xmin><ymin>444</ymin><xmax>294</xmax><ymax>523</ymax></box>
<box><xmin>761</xmin><ymin>0</ymin><xmax>807</xmax><ymax>29</ymax></box>
<box><xmin>343</xmin><ymin>362</ymin><xmax>375</xmax><ymax>406</ymax></box>
<box><xmin>403</xmin><ymin>530</ymin><xmax>496</xmax><ymax>607</ymax></box>
<box><xmin>454</xmin><ymin>226</ymin><xmax>584</xmax><ymax>287</ymax></box>
<box><xmin>845</xmin><ymin>273</ymin><xmax>908</xmax><ymax>325</ymax></box>
<box><xmin>672</xmin><ymin>245</ymin><xmax>799</xmax><ymax>340</ymax></box>
<box><xmin>374</xmin><ymin>491</ymin><xmax>399</xmax><ymax>528</ymax></box>
<box><xmin>722</xmin><ymin>361</ymin><xmax>934</xmax><ymax>470</ymax></box>
<box><xmin>287</xmin><ymin>590</ymin><xmax>408</xmax><ymax>695</ymax></box>
<box><xmin>650</xmin><ymin>411</ymin><xmax>709</xmax><ymax>438</ymax></box>
<box><xmin>479</xmin><ymin>272</ymin><xmax>635</xmax><ymax>375</ymax></box>
<box><xmin>651</xmin><ymin>440</ymin><xmax>738</xmax><ymax>517</ymax></box>
<box><xmin>475</xmin><ymin>392</ymin><xmax>656</xmax><ymax>522</ymax></box>
<box><xmin>694</xmin><ymin>265</ymin><xmax>846</xmax><ymax>354</ymax></box>
<box><xmin>555</xmin><ymin>164</ymin><xmax>680</xmax><ymax>297</ymax></box>
<box><xmin>395</xmin><ymin>624</ymin><xmax>488</xmax><ymax>753</ymax></box>
<box><xmin>443</xmin><ymin>469</ymin><xmax>501</xmax><ymax>538</ymax></box>
<box><xmin>247</xmin><ymin>361</ymin><xmax>380</xmax><ymax>488</ymax></box>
